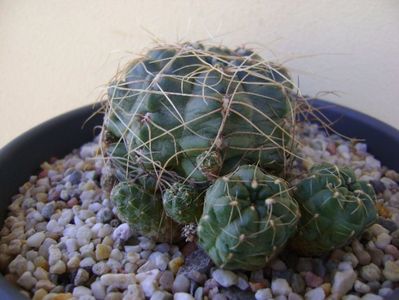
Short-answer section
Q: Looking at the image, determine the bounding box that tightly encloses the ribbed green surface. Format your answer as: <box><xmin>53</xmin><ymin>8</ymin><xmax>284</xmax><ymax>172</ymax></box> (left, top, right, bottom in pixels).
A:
<box><xmin>197</xmin><ymin>165</ymin><xmax>299</xmax><ymax>270</ymax></box>
<box><xmin>291</xmin><ymin>163</ymin><xmax>377</xmax><ymax>256</ymax></box>
<box><xmin>162</xmin><ymin>182</ymin><xmax>204</xmax><ymax>224</ymax></box>
<box><xmin>111</xmin><ymin>179</ymin><xmax>180</xmax><ymax>242</ymax></box>
<box><xmin>103</xmin><ymin>43</ymin><xmax>294</xmax><ymax>184</ymax></box>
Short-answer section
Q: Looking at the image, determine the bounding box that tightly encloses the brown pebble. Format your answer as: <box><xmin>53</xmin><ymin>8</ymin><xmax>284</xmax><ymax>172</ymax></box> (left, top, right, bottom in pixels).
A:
<box><xmin>321</xmin><ymin>283</ymin><xmax>331</xmax><ymax>296</ymax></box>
<box><xmin>385</xmin><ymin>245</ymin><xmax>399</xmax><ymax>259</ymax></box>
<box><xmin>181</xmin><ymin>242</ymin><xmax>197</xmax><ymax>257</ymax></box>
<box><xmin>67</xmin><ymin>198</ymin><xmax>78</xmax><ymax>208</ymax></box>
<box><xmin>249</xmin><ymin>281</ymin><xmax>267</xmax><ymax>292</ymax></box>
<box><xmin>33</xmin><ymin>288</ymin><xmax>48</xmax><ymax>300</ymax></box>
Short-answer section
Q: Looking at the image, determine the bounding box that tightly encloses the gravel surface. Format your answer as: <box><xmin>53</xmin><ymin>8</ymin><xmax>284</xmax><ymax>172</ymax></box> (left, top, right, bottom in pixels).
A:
<box><xmin>1</xmin><ymin>123</ymin><xmax>399</xmax><ymax>300</ymax></box>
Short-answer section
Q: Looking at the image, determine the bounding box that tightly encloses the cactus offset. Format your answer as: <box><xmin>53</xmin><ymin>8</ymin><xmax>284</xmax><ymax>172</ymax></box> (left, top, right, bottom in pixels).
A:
<box><xmin>111</xmin><ymin>178</ymin><xmax>180</xmax><ymax>242</ymax></box>
<box><xmin>291</xmin><ymin>163</ymin><xmax>377</xmax><ymax>256</ymax></box>
<box><xmin>162</xmin><ymin>182</ymin><xmax>204</xmax><ymax>224</ymax></box>
<box><xmin>197</xmin><ymin>165</ymin><xmax>300</xmax><ymax>270</ymax></box>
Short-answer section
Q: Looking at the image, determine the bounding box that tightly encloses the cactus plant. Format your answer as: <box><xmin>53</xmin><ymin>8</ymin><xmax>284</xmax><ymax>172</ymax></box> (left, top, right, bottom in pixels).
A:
<box><xmin>291</xmin><ymin>163</ymin><xmax>377</xmax><ymax>256</ymax></box>
<box><xmin>111</xmin><ymin>177</ymin><xmax>181</xmax><ymax>242</ymax></box>
<box><xmin>162</xmin><ymin>182</ymin><xmax>204</xmax><ymax>224</ymax></box>
<box><xmin>102</xmin><ymin>43</ymin><xmax>296</xmax><ymax>186</ymax></box>
<box><xmin>197</xmin><ymin>165</ymin><xmax>300</xmax><ymax>270</ymax></box>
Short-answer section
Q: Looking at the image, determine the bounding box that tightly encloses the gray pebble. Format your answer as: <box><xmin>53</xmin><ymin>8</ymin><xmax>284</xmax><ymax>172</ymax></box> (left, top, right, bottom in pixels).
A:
<box><xmin>173</xmin><ymin>274</ymin><xmax>190</xmax><ymax>293</ymax></box>
<box><xmin>159</xmin><ymin>270</ymin><xmax>174</xmax><ymax>291</ymax></box>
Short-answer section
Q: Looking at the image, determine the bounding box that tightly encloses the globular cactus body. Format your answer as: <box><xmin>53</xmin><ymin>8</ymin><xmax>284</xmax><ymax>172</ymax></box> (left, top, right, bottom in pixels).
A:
<box><xmin>197</xmin><ymin>165</ymin><xmax>300</xmax><ymax>270</ymax></box>
<box><xmin>103</xmin><ymin>43</ymin><xmax>295</xmax><ymax>185</ymax></box>
<box><xmin>291</xmin><ymin>163</ymin><xmax>377</xmax><ymax>256</ymax></box>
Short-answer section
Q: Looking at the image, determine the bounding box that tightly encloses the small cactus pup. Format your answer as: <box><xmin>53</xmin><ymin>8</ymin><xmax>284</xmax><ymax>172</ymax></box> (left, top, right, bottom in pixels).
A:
<box><xmin>291</xmin><ymin>163</ymin><xmax>377</xmax><ymax>256</ymax></box>
<box><xmin>162</xmin><ymin>182</ymin><xmax>204</xmax><ymax>224</ymax></box>
<box><xmin>111</xmin><ymin>176</ymin><xmax>181</xmax><ymax>243</ymax></box>
<box><xmin>102</xmin><ymin>42</ymin><xmax>297</xmax><ymax>187</ymax></box>
<box><xmin>197</xmin><ymin>165</ymin><xmax>300</xmax><ymax>271</ymax></box>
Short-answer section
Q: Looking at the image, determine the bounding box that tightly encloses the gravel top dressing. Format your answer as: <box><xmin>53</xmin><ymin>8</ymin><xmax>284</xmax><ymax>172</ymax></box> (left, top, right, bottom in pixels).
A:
<box><xmin>1</xmin><ymin>122</ymin><xmax>398</xmax><ymax>300</ymax></box>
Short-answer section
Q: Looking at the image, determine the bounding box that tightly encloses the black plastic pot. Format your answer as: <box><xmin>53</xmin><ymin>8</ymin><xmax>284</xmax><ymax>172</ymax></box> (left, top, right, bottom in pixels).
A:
<box><xmin>0</xmin><ymin>100</ymin><xmax>398</xmax><ymax>299</ymax></box>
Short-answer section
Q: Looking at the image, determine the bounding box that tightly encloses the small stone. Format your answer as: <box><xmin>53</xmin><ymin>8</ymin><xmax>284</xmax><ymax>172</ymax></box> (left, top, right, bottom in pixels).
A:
<box><xmin>377</xmin><ymin>218</ymin><xmax>398</xmax><ymax>233</ymax></box>
<box><xmin>43</xmin><ymin>293</ymin><xmax>73</xmax><ymax>300</ymax></box>
<box><xmin>255</xmin><ymin>288</ymin><xmax>273</xmax><ymax>300</ymax></box>
<box><xmin>342</xmin><ymin>252</ymin><xmax>359</xmax><ymax>268</ymax></box>
<box><xmin>360</xmin><ymin>263</ymin><xmax>381</xmax><ymax>281</ymax></box>
<box><xmin>91</xmin><ymin>280</ymin><xmax>106</xmax><ymax>300</ymax></box>
<box><xmin>169</xmin><ymin>257</ymin><xmax>185</xmax><ymax>274</ymax></box>
<box><xmin>383</xmin><ymin>261</ymin><xmax>399</xmax><ymax>281</ymax></box>
<box><xmin>212</xmin><ymin>269</ymin><xmax>238</xmax><ymax>288</ymax></box>
<box><xmin>76</xmin><ymin>225</ymin><xmax>92</xmax><ymax>246</ymax></box>
<box><xmin>331</xmin><ymin>269</ymin><xmax>357</xmax><ymax>298</ymax></box>
<box><xmin>352</xmin><ymin>240</ymin><xmax>371</xmax><ymax>265</ymax></box>
<box><xmin>368</xmin><ymin>247</ymin><xmax>384</xmax><ymax>267</ymax></box>
<box><xmin>271</xmin><ymin>259</ymin><xmax>287</xmax><ymax>272</ymax></box>
<box><xmin>291</xmin><ymin>273</ymin><xmax>306</xmax><ymax>294</ymax></box>
<box><xmin>159</xmin><ymin>271</ymin><xmax>174</xmax><ymax>291</ymax></box>
<box><xmin>360</xmin><ymin>294</ymin><xmax>383</xmax><ymax>300</ymax></box>
<box><xmin>149</xmin><ymin>251</ymin><xmax>170</xmax><ymax>271</ymax></box>
<box><xmin>35</xmin><ymin>279</ymin><xmax>55</xmax><ymax>291</ymax></box>
<box><xmin>369</xmin><ymin>224</ymin><xmax>389</xmax><ymax>237</ymax></box>
<box><xmin>33</xmin><ymin>288</ymin><xmax>48</xmax><ymax>300</ymax></box>
<box><xmin>384</xmin><ymin>245</ymin><xmax>399</xmax><ymax>259</ymax></box>
<box><xmin>139</xmin><ymin>237</ymin><xmax>156</xmax><ymax>250</ymax></box>
<box><xmin>271</xmin><ymin>278</ymin><xmax>292</xmax><ymax>296</ymax></box>
<box><xmin>92</xmin><ymin>261</ymin><xmax>111</xmax><ymax>275</ymax></box>
<box><xmin>288</xmin><ymin>292</ymin><xmax>303</xmax><ymax>300</ymax></box>
<box><xmin>97</xmin><ymin>208</ymin><xmax>113</xmax><ymax>223</ymax></box>
<box><xmin>173</xmin><ymin>274</ymin><xmax>191</xmax><ymax>293</ymax></box>
<box><xmin>100</xmin><ymin>273</ymin><xmax>137</xmax><ymax>289</ymax></box>
<box><xmin>48</xmin><ymin>245</ymin><xmax>62</xmax><ymax>266</ymax></box>
<box><xmin>124</xmin><ymin>283</ymin><xmax>145</xmax><ymax>300</ymax></box>
<box><xmin>17</xmin><ymin>271</ymin><xmax>37</xmax><ymax>290</ymax></box>
<box><xmin>375</xmin><ymin>233</ymin><xmax>392</xmax><ymax>250</ymax></box>
<box><xmin>304</xmin><ymin>271</ymin><xmax>323</xmax><ymax>288</ymax></box>
<box><xmin>49</xmin><ymin>260</ymin><xmax>66</xmax><ymax>274</ymax></box>
<box><xmin>178</xmin><ymin>248</ymin><xmax>211</xmax><ymax>275</ymax></box>
<box><xmin>80</xmin><ymin>257</ymin><xmax>96</xmax><ymax>268</ymax></box>
<box><xmin>96</xmin><ymin>244</ymin><xmax>111</xmax><ymax>261</ymax></box>
<box><xmin>110</xmin><ymin>248</ymin><xmax>123</xmax><ymax>261</ymax></box>
<box><xmin>74</xmin><ymin>268</ymin><xmax>90</xmax><ymax>286</ymax></box>
<box><xmin>112</xmin><ymin>223</ymin><xmax>132</xmax><ymax>241</ymax></box>
<box><xmin>33</xmin><ymin>267</ymin><xmax>49</xmax><ymax>280</ymax></box>
<box><xmin>127</xmin><ymin>252</ymin><xmax>140</xmax><ymax>264</ymax></box>
<box><xmin>304</xmin><ymin>287</ymin><xmax>325</xmax><ymax>300</ymax></box>
<box><xmin>67</xmin><ymin>256</ymin><xmax>81</xmax><ymax>269</ymax></box>
<box><xmin>236</xmin><ymin>275</ymin><xmax>250</xmax><ymax>291</ymax></box>
<box><xmin>354</xmin><ymin>280</ymin><xmax>370</xmax><ymax>294</ymax></box>
<box><xmin>378</xmin><ymin>287</ymin><xmax>393</xmax><ymax>297</ymax></box>
<box><xmin>150</xmin><ymin>290</ymin><xmax>172</xmax><ymax>300</ymax></box>
<box><xmin>41</xmin><ymin>203</ymin><xmax>55</xmax><ymax>220</ymax></box>
<box><xmin>173</xmin><ymin>293</ymin><xmax>194</xmax><ymax>300</ymax></box>
<box><xmin>73</xmin><ymin>286</ymin><xmax>92</xmax><ymax>298</ymax></box>
<box><xmin>27</xmin><ymin>231</ymin><xmax>46</xmax><ymax>248</ymax></box>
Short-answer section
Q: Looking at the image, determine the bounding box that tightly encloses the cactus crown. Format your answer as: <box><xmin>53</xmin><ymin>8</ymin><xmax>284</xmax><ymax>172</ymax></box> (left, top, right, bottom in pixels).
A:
<box><xmin>102</xmin><ymin>42</ymin><xmax>299</xmax><ymax>189</ymax></box>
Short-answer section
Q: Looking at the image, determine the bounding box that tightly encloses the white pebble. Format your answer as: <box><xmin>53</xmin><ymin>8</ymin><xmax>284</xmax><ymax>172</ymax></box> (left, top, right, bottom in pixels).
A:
<box><xmin>49</xmin><ymin>260</ymin><xmax>66</xmax><ymax>274</ymax></box>
<box><xmin>271</xmin><ymin>278</ymin><xmax>292</xmax><ymax>296</ymax></box>
<box><xmin>80</xmin><ymin>257</ymin><xmax>96</xmax><ymax>268</ymax></box>
<box><xmin>100</xmin><ymin>273</ymin><xmax>137</xmax><ymax>289</ymax></box>
<box><xmin>361</xmin><ymin>294</ymin><xmax>383</xmax><ymax>300</ymax></box>
<box><xmin>26</xmin><ymin>231</ymin><xmax>46</xmax><ymax>248</ymax></box>
<box><xmin>17</xmin><ymin>271</ymin><xmax>37</xmax><ymax>290</ymax></box>
<box><xmin>255</xmin><ymin>288</ymin><xmax>273</xmax><ymax>300</ymax></box>
<box><xmin>124</xmin><ymin>284</ymin><xmax>145</xmax><ymax>300</ymax></box>
<box><xmin>76</xmin><ymin>225</ymin><xmax>92</xmax><ymax>246</ymax></box>
<box><xmin>212</xmin><ymin>269</ymin><xmax>238</xmax><ymax>287</ymax></box>
<box><xmin>304</xmin><ymin>287</ymin><xmax>325</xmax><ymax>300</ymax></box>
<box><xmin>91</xmin><ymin>280</ymin><xmax>106</xmax><ymax>299</ymax></box>
<box><xmin>173</xmin><ymin>293</ymin><xmax>194</xmax><ymax>300</ymax></box>
<box><xmin>332</xmin><ymin>269</ymin><xmax>357</xmax><ymax>298</ymax></box>
<box><xmin>73</xmin><ymin>286</ymin><xmax>93</xmax><ymax>297</ymax></box>
<box><xmin>48</xmin><ymin>245</ymin><xmax>62</xmax><ymax>266</ymax></box>
<box><xmin>113</xmin><ymin>223</ymin><xmax>132</xmax><ymax>241</ymax></box>
<box><xmin>375</xmin><ymin>233</ymin><xmax>392</xmax><ymax>250</ymax></box>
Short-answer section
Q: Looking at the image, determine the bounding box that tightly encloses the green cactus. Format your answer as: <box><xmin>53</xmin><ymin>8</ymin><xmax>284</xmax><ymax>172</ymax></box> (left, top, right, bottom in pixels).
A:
<box><xmin>162</xmin><ymin>182</ymin><xmax>204</xmax><ymax>224</ymax></box>
<box><xmin>197</xmin><ymin>165</ymin><xmax>300</xmax><ymax>270</ymax></box>
<box><xmin>111</xmin><ymin>178</ymin><xmax>181</xmax><ymax>242</ymax></box>
<box><xmin>291</xmin><ymin>163</ymin><xmax>377</xmax><ymax>256</ymax></box>
<box><xmin>102</xmin><ymin>43</ymin><xmax>296</xmax><ymax>185</ymax></box>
